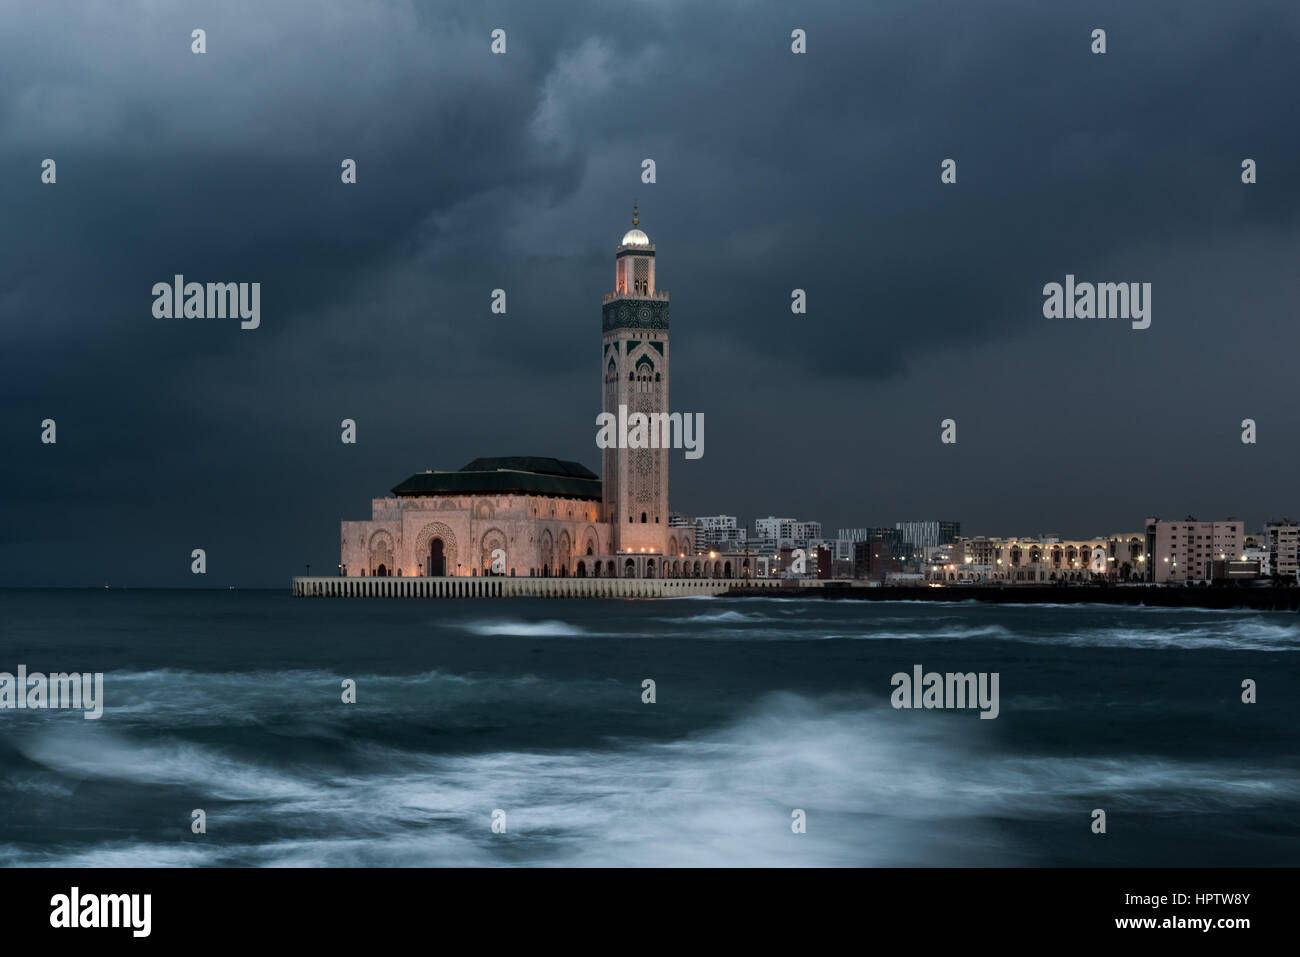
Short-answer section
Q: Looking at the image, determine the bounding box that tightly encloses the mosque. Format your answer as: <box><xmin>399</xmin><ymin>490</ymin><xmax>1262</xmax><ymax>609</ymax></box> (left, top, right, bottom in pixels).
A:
<box><xmin>336</xmin><ymin>208</ymin><xmax>748</xmax><ymax>583</ymax></box>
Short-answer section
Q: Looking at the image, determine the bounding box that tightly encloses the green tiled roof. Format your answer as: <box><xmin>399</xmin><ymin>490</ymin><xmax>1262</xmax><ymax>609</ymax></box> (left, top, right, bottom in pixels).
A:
<box><xmin>392</xmin><ymin>457</ymin><xmax>601</xmax><ymax>500</ymax></box>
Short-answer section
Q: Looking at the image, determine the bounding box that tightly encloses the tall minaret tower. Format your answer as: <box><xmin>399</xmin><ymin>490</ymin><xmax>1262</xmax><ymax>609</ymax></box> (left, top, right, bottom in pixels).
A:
<box><xmin>602</xmin><ymin>202</ymin><xmax>670</xmax><ymax>557</ymax></box>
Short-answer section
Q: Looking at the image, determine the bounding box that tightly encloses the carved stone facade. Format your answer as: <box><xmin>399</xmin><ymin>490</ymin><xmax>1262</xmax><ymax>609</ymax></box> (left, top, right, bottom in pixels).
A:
<box><xmin>341</xmin><ymin>493</ymin><xmax>608</xmax><ymax>578</ymax></box>
<box><xmin>602</xmin><ymin>212</ymin><xmax>670</xmax><ymax>556</ymax></box>
<box><xmin>337</xmin><ymin>211</ymin><xmax>693</xmax><ymax>581</ymax></box>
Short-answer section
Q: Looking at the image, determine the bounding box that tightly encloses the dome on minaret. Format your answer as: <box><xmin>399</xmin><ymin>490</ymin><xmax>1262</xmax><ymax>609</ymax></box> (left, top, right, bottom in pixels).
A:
<box><xmin>620</xmin><ymin>200</ymin><xmax>649</xmax><ymax>245</ymax></box>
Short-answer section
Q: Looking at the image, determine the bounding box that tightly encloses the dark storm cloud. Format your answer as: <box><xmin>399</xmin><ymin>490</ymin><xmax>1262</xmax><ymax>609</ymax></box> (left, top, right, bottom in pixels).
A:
<box><xmin>1</xmin><ymin>0</ymin><xmax>1298</xmax><ymax>585</ymax></box>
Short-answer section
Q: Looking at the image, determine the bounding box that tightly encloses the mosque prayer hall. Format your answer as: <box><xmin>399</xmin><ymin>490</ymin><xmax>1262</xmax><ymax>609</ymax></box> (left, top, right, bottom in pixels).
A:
<box><xmin>337</xmin><ymin>210</ymin><xmax>755</xmax><ymax>585</ymax></box>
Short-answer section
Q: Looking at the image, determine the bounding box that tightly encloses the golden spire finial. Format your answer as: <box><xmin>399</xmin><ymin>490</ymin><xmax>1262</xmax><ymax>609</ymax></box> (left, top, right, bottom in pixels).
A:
<box><xmin>632</xmin><ymin>200</ymin><xmax>639</xmax><ymax>227</ymax></box>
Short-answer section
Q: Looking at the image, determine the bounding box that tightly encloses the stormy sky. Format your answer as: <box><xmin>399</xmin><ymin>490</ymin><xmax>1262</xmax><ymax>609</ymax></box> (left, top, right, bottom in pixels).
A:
<box><xmin>2</xmin><ymin>0</ymin><xmax>1298</xmax><ymax>587</ymax></box>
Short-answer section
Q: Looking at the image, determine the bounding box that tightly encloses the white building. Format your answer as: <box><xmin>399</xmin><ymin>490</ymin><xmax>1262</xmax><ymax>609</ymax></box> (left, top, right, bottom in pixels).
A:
<box><xmin>755</xmin><ymin>517</ymin><xmax>822</xmax><ymax>550</ymax></box>
<box><xmin>691</xmin><ymin>515</ymin><xmax>751</xmax><ymax>552</ymax></box>
<box><xmin>1244</xmin><ymin>546</ymin><xmax>1271</xmax><ymax>577</ymax></box>
<box><xmin>1265</xmin><ymin>520</ymin><xmax>1300</xmax><ymax>582</ymax></box>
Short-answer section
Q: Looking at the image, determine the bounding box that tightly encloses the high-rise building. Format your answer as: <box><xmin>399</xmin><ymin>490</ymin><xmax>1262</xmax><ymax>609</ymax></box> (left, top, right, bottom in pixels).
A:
<box><xmin>853</xmin><ymin>540</ymin><xmax>897</xmax><ymax>580</ymax></box>
<box><xmin>754</xmin><ymin>517</ymin><xmax>822</xmax><ymax>550</ymax></box>
<box><xmin>693</xmin><ymin>515</ymin><xmax>749</xmax><ymax>552</ymax></box>
<box><xmin>754</xmin><ymin>517</ymin><xmax>794</xmax><ymax>543</ymax></box>
<box><xmin>839</xmin><ymin>527</ymin><xmax>902</xmax><ymax>545</ymax></box>
<box><xmin>1265</xmin><ymin>519</ymin><xmax>1300</xmax><ymax>582</ymax></box>
<box><xmin>894</xmin><ymin>521</ymin><xmax>961</xmax><ymax>551</ymax></box>
<box><xmin>1145</xmin><ymin>518</ymin><xmax>1244</xmax><ymax>583</ymax></box>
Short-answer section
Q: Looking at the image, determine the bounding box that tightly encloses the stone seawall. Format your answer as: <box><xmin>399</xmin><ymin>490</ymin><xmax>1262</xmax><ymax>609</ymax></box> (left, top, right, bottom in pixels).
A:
<box><xmin>291</xmin><ymin>575</ymin><xmax>784</xmax><ymax>599</ymax></box>
<box><xmin>729</xmin><ymin>583</ymin><xmax>1300</xmax><ymax>611</ymax></box>
<box><xmin>292</xmin><ymin>577</ymin><xmax>1300</xmax><ymax>609</ymax></box>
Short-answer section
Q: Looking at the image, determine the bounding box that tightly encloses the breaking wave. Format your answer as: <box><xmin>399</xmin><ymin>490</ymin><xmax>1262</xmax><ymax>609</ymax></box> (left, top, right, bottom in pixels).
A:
<box><xmin>5</xmin><ymin>691</ymin><xmax>1296</xmax><ymax>867</ymax></box>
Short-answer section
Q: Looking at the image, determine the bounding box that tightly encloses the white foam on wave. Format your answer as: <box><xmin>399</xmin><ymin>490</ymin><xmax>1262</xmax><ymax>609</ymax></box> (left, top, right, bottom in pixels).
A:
<box><xmin>454</xmin><ymin>619</ymin><xmax>588</xmax><ymax>637</ymax></box>
<box><xmin>652</xmin><ymin>609</ymin><xmax>769</xmax><ymax>624</ymax></box>
<box><xmin>14</xmin><ymin>727</ymin><xmax>312</xmax><ymax>801</ymax></box>
<box><xmin>69</xmin><ymin>667</ymin><xmax>573</xmax><ymax>720</ymax></box>
<box><xmin>11</xmin><ymin>690</ymin><xmax>1296</xmax><ymax>867</ymax></box>
<box><xmin>658</xmin><ymin>615</ymin><xmax>1300</xmax><ymax>651</ymax></box>
<box><xmin>0</xmin><ymin>842</ymin><xmax>218</xmax><ymax>869</ymax></box>
<box><xmin>102</xmin><ymin>667</ymin><xmax>340</xmax><ymax>719</ymax></box>
<box><xmin>445</xmin><ymin>612</ymin><xmax>1300</xmax><ymax>650</ymax></box>
<box><xmin>1047</xmin><ymin>619</ymin><xmax>1300</xmax><ymax>651</ymax></box>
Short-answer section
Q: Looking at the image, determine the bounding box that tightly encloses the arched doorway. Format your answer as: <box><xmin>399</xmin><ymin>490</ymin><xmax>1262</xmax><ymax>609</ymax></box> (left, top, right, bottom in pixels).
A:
<box><xmin>576</xmin><ymin>560</ymin><xmax>587</xmax><ymax>578</ymax></box>
<box><xmin>376</xmin><ymin>563</ymin><xmax>388</xmax><ymax>577</ymax></box>
<box><xmin>428</xmin><ymin>539</ymin><xmax>446</xmax><ymax>577</ymax></box>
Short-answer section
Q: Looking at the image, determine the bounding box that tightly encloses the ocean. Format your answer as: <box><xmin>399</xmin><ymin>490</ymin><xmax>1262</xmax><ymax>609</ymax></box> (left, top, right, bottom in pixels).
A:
<box><xmin>1</xmin><ymin>589</ymin><xmax>1297</xmax><ymax>867</ymax></box>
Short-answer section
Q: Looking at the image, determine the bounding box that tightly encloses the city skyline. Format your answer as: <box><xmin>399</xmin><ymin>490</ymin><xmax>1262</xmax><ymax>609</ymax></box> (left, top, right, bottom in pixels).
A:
<box><xmin>3</xmin><ymin>1</ymin><xmax>1299</xmax><ymax>587</ymax></box>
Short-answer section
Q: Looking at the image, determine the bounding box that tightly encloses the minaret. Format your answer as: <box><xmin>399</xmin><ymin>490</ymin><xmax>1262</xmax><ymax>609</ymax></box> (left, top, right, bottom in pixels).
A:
<box><xmin>602</xmin><ymin>203</ymin><xmax>670</xmax><ymax>558</ymax></box>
